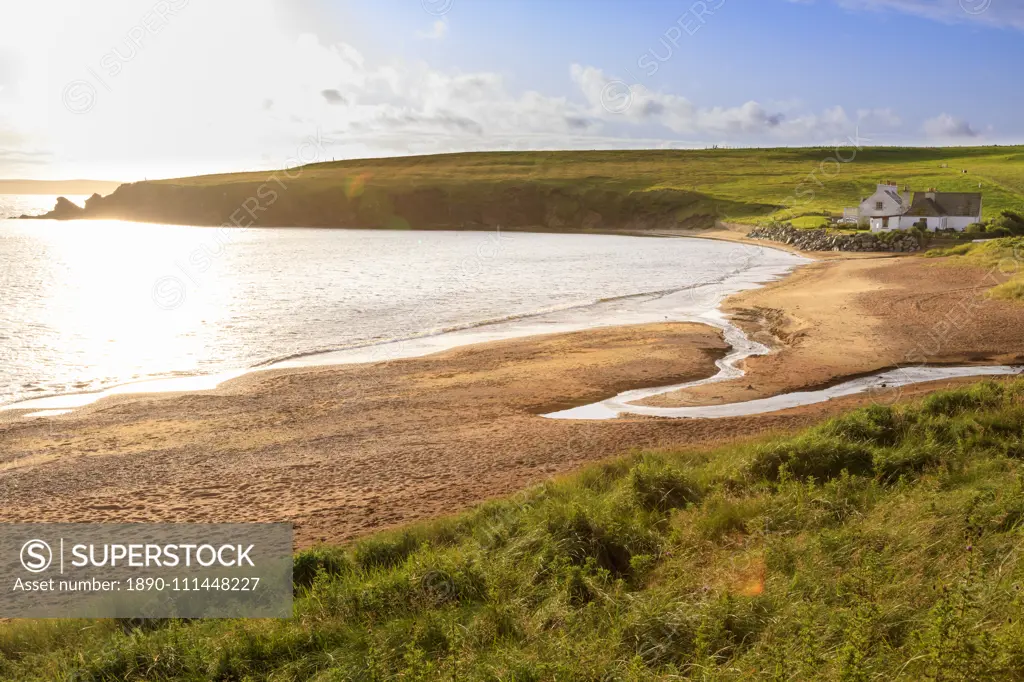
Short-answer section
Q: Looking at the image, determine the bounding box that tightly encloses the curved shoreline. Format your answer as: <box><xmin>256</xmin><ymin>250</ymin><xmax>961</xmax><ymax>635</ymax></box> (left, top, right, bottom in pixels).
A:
<box><xmin>1</xmin><ymin>233</ymin><xmax>808</xmax><ymax>417</ymax></box>
<box><xmin>4</xmin><ymin>237</ymin><xmax>1024</xmax><ymax>545</ymax></box>
<box><xmin>545</xmin><ymin>364</ymin><xmax>1024</xmax><ymax>420</ymax></box>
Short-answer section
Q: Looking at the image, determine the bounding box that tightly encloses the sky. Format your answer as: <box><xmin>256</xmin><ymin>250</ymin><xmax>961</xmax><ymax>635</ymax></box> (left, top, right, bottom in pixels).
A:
<box><xmin>0</xmin><ymin>0</ymin><xmax>1022</xmax><ymax>181</ymax></box>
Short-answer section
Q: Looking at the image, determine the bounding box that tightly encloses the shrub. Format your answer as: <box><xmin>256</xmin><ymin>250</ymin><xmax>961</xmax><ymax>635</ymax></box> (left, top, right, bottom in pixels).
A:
<box><xmin>629</xmin><ymin>460</ymin><xmax>702</xmax><ymax>512</ymax></box>
<box><xmin>748</xmin><ymin>434</ymin><xmax>875</xmax><ymax>482</ymax></box>
<box><xmin>921</xmin><ymin>414</ymin><xmax>982</xmax><ymax>449</ymax></box>
<box><xmin>410</xmin><ymin>554</ymin><xmax>489</xmax><ymax>608</ymax></box>
<box><xmin>908</xmin><ymin>226</ymin><xmax>932</xmax><ymax>247</ymax></box>
<box><xmin>971</xmin><ymin>405</ymin><xmax>1024</xmax><ymax>438</ymax></box>
<box><xmin>294</xmin><ymin>545</ymin><xmax>351</xmax><ymax>589</ymax></box>
<box><xmin>621</xmin><ymin>601</ymin><xmax>697</xmax><ymax>667</ymax></box>
<box><xmin>540</xmin><ymin>500</ymin><xmax>659</xmax><ymax>577</ymax></box>
<box><xmin>921</xmin><ymin>382</ymin><xmax>1004</xmax><ymax>418</ymax></box>
<box><xmin>353</xmin><ymin>531</ymin><xmax>423</xmax><ymax>570</ymax></box>
<box><xmin>695</xmin><ymin>495</ymin><xmax>764</xmax><ymax>540</ymax></box>
<box><xmin>821</xmin><ymin>404</ymin><xmax>903</xmax><ymax>447</ymax></box>
<box><xmin>991</xmin><ymin>210</ymin><xmax>1024</xmax><ymax>237</ymax></box>
<box><xmin>874</xmin><ymin>442</ymin><xmax>948</xmax><ymax>483</ymax></box>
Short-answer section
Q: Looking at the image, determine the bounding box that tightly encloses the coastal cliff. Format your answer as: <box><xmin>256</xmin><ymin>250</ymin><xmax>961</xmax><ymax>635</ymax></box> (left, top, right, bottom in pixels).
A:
<box><xmin>23</xmin><ymin>146</ymin><xmax>1021</xmax><ymax>230</ymax></box>
<box><xmin>19</xmin><ymin>150</ymin><xmax>784</xmax><ymax>230</ymax></box>
<box><xmin>27</xmin><ymin>179</ymin><xmax>753</xmax><ymax>231</ymax></box>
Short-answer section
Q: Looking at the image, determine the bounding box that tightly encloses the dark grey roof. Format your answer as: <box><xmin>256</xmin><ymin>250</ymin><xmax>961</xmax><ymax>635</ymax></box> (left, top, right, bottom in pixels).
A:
<box><xmin>905</xmin><ymin>192</ymin><xmax>982</xmax><ymax>218</ymax></box>
<box><xmin>884</xmin><ymin>190</ymin><xmax>904</xmax><ymax>205</ymax></box>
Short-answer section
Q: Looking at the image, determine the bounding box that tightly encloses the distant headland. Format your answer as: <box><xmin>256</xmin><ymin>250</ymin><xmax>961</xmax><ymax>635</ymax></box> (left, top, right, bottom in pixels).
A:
<box><xmin>19</xmin><ymin>147</ymin><xmax>1024</xmax><ymax>231</ymax></box>
<box><xmin>0</xmin><ymin>179</ymin><xmax>122</xmax><ymax>196</ymax></box>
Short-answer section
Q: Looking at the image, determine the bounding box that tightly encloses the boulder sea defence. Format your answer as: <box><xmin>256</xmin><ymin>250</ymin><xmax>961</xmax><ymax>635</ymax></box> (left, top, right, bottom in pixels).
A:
<box><xmin>746</xmin><ymin>223</ymin><xmax>921</xmax><ymax>253</ymax></box>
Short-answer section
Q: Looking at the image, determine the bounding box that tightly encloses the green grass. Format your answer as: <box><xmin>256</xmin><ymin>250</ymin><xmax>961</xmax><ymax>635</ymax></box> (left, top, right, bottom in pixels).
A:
<box><xmin>926</xmin><ymin>237</ymin><xmax>1024</xmax><ymax>300</ymax></box>
<box><xmin>784</xmin><ymin>215</ymin><xmax>830</xmax><ymax>229</ymax></box>
<box><xmin>88</xmin><ymin>147</ymin><xmax>1024</xmax><ymax>230</ymax></box>
<box><xmin>7</xmin><ymin>379</ymin><xmax>1024</xmax><ymax>679</ymax></box>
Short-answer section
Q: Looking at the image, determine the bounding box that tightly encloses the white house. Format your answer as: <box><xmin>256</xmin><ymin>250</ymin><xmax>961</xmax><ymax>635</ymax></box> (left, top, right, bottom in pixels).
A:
<box><xmin>849</xmin><ymin>183</ymin><xmax>982</xmax><ymax>232</ymax></box>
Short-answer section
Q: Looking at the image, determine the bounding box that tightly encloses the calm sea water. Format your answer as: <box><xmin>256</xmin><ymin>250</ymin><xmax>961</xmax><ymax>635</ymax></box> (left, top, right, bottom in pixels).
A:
<box><xmin>0</xmin><ymin>206</ymin><xmax>806</xmax><ymax>408</ymax></box>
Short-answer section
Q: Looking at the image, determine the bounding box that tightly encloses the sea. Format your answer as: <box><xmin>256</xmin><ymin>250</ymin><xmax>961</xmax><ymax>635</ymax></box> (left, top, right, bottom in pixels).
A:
<box><xmin>0</xmin><ymin>195</ymin><xmax>807</xmax><ymax>409</ymax></box>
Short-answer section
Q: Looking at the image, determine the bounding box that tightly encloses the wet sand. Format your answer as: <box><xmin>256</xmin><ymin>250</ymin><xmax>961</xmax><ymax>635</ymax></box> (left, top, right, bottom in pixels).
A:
<box><xmin>1</xmin><ymin>324</ymin><xmax>737</xmax><ymax>546</ymax></box>
<box><xmin>3</xmin><ymin>238</ymin><xmax>1024</xmax><ymax>548</ymax></box>
<box><xmin>639</xmin><ymin>253</ymin><xmax>1024</xmax><ymax>408</ymax></box>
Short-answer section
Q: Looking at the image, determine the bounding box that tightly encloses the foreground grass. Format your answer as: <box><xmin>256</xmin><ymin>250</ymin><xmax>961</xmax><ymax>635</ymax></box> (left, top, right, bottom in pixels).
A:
<box><xmin>85</xmin><ymin>147</ymin><xmax>1024</xmax><ymax>230</ymax></box>
<box><xmin>927</xmin><ymin>237</ymin><xmax>1024</xmax><ymax>300</ymax></box>
<box><xmin>6</xmin><ymin>379</ymin><xmax>1024</xmax><ymax>679</ymax></box>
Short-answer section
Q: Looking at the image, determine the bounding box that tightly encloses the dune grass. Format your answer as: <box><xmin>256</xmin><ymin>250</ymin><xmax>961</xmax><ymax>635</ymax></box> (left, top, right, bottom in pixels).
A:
<box><xmin>4</xmin><ymin>379</ymin><xmax>1024</xmax><ymax>679</ymax></box>
<box><xmin>926</xmin><ymin>237</ymin><xmax>1024</xmax><ymax>300</ymax></box>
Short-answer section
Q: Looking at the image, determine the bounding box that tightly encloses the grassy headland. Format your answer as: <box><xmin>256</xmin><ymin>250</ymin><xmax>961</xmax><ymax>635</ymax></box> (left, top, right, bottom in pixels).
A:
<box><xmin>66</xmin><ymin>147</ymin><xmax>1024</xmax><ymax>230</ymax></box>
<box><xmin>5</xmin><ymin>378</ymin><xmax>1024</xmax><ymax>679</ymax></box>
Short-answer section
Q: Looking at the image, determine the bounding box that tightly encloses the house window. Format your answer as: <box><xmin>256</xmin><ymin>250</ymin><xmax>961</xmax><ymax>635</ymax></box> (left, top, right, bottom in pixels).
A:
<box><xmin>875</xmin><ymin>201</ymin><xmax>884</xmax><ymax>211</ymax></box>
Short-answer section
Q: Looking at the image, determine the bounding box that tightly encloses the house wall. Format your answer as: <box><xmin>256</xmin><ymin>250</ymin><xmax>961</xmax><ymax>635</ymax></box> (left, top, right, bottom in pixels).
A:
<box><xmin>871</xmin><ymin>215</ymin><xmax>911</xmax><ymax>232</ymax></box>
<box><xmin>945</xmin><ymin>216</ymin><xmax>977</xmax><ymax>231</ymax></box>
<box><xmin>895</xmin><ymin>216</ymin><xmax>945</xmax><ymax>231</ymax></box>
<box><xmin>858</xmin><ymin>185</ymin><xmax>904</xmax><ymax>219</ymax></box>
<box><xmin>894</xmin><ymin>216</ymin><xmax>978</xmax><ymax>232</ymax></box>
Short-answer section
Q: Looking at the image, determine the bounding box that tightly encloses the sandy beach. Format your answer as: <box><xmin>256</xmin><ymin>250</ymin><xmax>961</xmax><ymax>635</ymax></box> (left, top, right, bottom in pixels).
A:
<box><xmin>640</xmin><ymin>248</ymin><xmax>1024</xmax><ymax>408</ymax></box>
<box><xmin>3</xmin><ymin>235</ymin><xmax>1024</xmax><ymax>547</ymax></box>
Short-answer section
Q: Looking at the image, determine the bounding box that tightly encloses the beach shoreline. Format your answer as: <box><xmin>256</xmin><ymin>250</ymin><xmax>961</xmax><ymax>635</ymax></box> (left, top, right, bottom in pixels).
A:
<box><xmin>0</xmin><ymin>226</ymin><xmax>805</xmax><ymax>416</ymax></box>
<box><xmin>4</xmin><ymin>233</ymin><xmax>1024</xmax><ymax>547</ymax></box>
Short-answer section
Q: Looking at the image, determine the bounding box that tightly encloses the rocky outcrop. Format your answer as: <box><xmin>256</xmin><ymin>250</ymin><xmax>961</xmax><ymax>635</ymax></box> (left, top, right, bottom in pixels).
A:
<box><xmin>19</xmin><ymin>196</ymin><xmax>86</xmax><ymax>220</ymax></box>
<box><xmin>746</xmin><ymin>223</ymin><xmax>920</xmax><ymax>253</ymax></box>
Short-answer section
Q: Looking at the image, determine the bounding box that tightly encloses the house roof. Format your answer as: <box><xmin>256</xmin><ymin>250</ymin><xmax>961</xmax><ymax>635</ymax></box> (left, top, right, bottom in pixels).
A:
<box><xmin>884</xmin><ymin>190</ymin><xmax>905</xmax><ymax>206</ymax></box>
<box><xmin>905</xmin><ymin>192</ymin><xmax>982</xmax><ymax>218</ymax></box>
<box><xmin>862</xmin><ymin>187</ymin><xmax>908</xmax><ymax>207</ymax></box>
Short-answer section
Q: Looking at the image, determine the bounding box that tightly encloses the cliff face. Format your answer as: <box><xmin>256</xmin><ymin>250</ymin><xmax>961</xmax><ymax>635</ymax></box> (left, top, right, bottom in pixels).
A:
<box><xmin>30</xmin><ymin>180</ymin><xmax>764</xmax><ymax>232</ymax></box>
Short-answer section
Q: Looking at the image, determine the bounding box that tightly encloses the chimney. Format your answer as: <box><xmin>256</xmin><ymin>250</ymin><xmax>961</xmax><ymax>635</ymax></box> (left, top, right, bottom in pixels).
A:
<box><xmin>926</xmin><ymin>188</ymin><xmax>937</xmax><ymax>200</ymax></box>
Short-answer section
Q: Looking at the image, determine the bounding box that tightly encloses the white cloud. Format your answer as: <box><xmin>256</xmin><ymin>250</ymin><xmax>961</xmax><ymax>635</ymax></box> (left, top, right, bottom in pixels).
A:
<box><xmin>923</xmin><ymin>113</ymin><xmax>982</xmax><ymax>138</ymax></box>
<box><xmin>569</xmin><ymin>65</ymin><xmax>892</xmax><ymax>141</ymax></box>
<box><xmin>858</xmin><ymin>108</ymin><xmax>902</xmax><ymax>127</ymax></box>
<box><xmin>795</xmin><ymin>0</ymin><xmax>1022</xmax><ymax>30</ymax></box>
<box><xmin>0</xmin><ymin>0</ymin><xmax>905</xmax><ymax>180</ymax></box>
<box><xmin>416</xmin><ymin>20</ymin><xmax>448</xmax><ymax>40</ymax></box>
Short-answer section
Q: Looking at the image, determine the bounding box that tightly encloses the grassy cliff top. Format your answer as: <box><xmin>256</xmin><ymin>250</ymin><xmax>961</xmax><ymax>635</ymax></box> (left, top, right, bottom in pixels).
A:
<box><xmin>148</xmin><ymin>146</ymin><xmax>1024</xmax><ymax>224</ymax></box>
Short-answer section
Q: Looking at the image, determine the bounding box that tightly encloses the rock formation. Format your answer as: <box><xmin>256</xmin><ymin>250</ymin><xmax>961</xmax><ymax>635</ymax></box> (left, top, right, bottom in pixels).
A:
<box><xmin>747</xmin><ymin>223</ymin><xmax>920</xmax><ymax>253</ymax></box>
<box><xmin>19</xmin><ymin>196</ymin><xmax>86</xmax><ymax>220</ymax></box>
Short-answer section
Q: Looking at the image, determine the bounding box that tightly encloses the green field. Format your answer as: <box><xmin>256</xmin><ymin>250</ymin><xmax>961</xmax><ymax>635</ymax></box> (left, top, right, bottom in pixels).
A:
<box><xmin>83</xmin><ymin>147</ymin><xmax>1024</xmax><ymax>230</ymax></box>
<box><xmin>7</xmin><ymin>379</ymin><xmax>1024</xmax><ymax>680</ymax></box>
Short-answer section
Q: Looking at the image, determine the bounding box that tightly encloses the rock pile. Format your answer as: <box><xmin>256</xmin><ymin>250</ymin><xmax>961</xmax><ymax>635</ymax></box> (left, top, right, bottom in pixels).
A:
<box><xmin>746</xmin><ymin>223</ymin><xmax>920</xmax><ymax>253</ymax></box>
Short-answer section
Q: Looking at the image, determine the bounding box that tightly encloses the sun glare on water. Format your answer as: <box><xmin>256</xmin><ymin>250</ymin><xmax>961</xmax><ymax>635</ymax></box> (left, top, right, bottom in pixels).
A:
<box><xmin>22</xmin><ymin>220</ymin><xmax>228</xmax><ymax>384</ymax></box>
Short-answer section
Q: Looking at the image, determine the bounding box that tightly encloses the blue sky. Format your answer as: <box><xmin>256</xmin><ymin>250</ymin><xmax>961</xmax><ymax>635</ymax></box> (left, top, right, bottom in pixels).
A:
<box><xmin>329</xmin><ymin>0</ymin><xmax>1017</xmax><ymax>144</ymax></box>
<box><xmin>1</xmin><ymin>0</ymin><xmax>1022</xmax><ymax>180</ymax></box>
